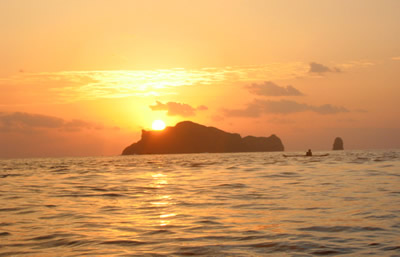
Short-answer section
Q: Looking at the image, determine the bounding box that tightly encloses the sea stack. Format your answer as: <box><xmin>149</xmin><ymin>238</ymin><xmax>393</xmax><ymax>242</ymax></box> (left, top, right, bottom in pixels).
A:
<box><xmin>122</xmin><ymin>121</ymin><xmax>284</xmax><ymax>155</ymax></box>
<box><xmin>333</xmin><ymin>137</ymin><xmax>344</xmax><ymax>150</ymax></box>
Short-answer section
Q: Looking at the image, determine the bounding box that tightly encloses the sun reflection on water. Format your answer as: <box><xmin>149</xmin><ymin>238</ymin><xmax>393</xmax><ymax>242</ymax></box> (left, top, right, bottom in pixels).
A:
<box><xmin>149</xmin><ymin>172</ymin><xmax>176</xmax><ymax>226</ymax></box>
<box><xmin>151</xmin><ymin>173</ymin><xmax>168</xmax><ymax>187</ymax></box>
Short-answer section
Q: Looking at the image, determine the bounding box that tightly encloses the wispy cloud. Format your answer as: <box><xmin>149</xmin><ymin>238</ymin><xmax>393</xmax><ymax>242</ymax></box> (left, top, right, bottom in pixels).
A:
<box><xmin>0</xmin><ymin>112</ymin><xmax>104</xmax><ymax>133</ymax></box>
<box><xmin>0</xmin><ymin>63</ymin><xmax>309</xmax><ymax>103</ymax></box>
<box><xmin>223</xmin><ymin>99</ymin><xmax>348</xmax><ymax>117</ymax></box>
<box><xmin>0</xmin><ymin>60</ymin><xmax>372</xmax><ymax>104</ymax></box>
<box><xmin>392</xmin><ymin>56</ymin><xmax>400</xmax><ymax>61</ymax></box>
<box><xmin>339</xmin><ymin>60</ymin><xmax>375</xmax><ymax>69</ymax></box>
<box><xmin>246</xmin><ymin>81</ymin><xmax>304</xmax><ymax>96</ymax></box>
<box><xmin>309</xmin><ymin>62</ymin><xmax>341</xmax><ymax>74</ymax></box>
<box><xmin>149</xmin><ymin>101</ymin><xmax>208</xmax><ymax>117</ymax></box>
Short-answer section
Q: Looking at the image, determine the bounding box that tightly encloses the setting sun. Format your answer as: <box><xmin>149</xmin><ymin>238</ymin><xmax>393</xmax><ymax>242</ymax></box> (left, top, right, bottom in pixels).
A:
<box><xmin>152</xmin><ymin>120</ymin><xmax>166</xmax><ymax>131</ymax></box>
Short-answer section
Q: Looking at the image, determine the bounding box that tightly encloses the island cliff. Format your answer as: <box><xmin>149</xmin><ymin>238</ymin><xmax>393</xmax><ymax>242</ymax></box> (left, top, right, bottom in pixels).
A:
<box><xmin>122</xmin><ymin>121</ymin><xmax>284</xmax><ymax>155</ymax></box>
<box><xmin>333</xmin><ymin>137</ymin><xmax>344</xmax><ymax>150</ymax></box>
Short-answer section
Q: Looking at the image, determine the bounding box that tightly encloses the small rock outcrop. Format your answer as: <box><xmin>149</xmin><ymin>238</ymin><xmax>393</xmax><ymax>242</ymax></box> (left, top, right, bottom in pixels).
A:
<box><xmin>333</xmin><ymin>137</ymin><xmax>344</xmax><ymax>150</ymax></box>
<box><xmin>122</xmin><ymin>121</ymin><xmax>284</xmax><ymax>155</ymax></box>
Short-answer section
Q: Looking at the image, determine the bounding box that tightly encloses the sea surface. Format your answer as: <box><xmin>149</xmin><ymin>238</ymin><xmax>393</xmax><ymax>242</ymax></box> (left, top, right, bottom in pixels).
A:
<box><xmin>0</xmin><ymin>150</ymin><xmax>399</xmax><ymax>256</ymax></box>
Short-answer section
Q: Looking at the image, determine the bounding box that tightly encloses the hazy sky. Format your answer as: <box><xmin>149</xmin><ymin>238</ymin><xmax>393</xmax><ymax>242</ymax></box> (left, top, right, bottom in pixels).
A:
<box><xmin>1</xmin><ymin>0</ymin><xmax>400</xmax><ymax>158</ymax></box>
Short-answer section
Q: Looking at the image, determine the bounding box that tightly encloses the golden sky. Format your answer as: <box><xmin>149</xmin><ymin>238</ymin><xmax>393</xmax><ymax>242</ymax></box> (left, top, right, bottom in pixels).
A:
<box><xmin>1</xmin><ymin>0</ymin><xmax>400</xmax><ymax>157</ymax></box>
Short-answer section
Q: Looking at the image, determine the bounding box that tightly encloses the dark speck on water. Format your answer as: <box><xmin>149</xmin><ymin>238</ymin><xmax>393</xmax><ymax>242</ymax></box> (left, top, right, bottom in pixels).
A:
<box><xmin>0</xmin><ymin>150</ymin><xmax>399</xmax><ymax>256</ymax></box>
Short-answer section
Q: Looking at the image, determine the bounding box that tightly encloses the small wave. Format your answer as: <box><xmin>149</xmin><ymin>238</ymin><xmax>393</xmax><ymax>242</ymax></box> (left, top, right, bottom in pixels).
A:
<box><xmin>0</xmin><ymin>232</ymin><xmax>11</xmax><ymax>237</ymax></box>
<box><xmin>195</xmin><ymin>220</ymin><xmax>222</xmax><ymax>225</ymax></box>
<box><xmin>382</xmin><ymin>245</ymin><xmax>400</xmax><ymax>251</ymax></box>
<box><xmin>39</xmin><ymin>213</ymin><xmax>74</xmax><ymax>220</ymax></box>
<box><xmin>311</xmin><ymin>249</ymin><xmax>343</xmax><ymax>255</ymax></box>
<box><xmin>244</xmin><ymin>167</ymin><xmax>262</xmax><ymax>172</ymax></box>
<box><xmin>28</xmin><ymin>233</ymin><xmax>81</xmax><ymax>242</ymax></box>
<box><xmin>248</xmin><ymin>241</ymin><xmax>355</xmax><ymax>255</ymax></box>
<box><xmin>31</xmin><ymin>234</ymin><xmax>58</xmax><ymax>241</ymax></box>
<box><xmin>262</xmin><ymin>172</ymin><xmax>301</xmax><ymax>178</ymax></box>
<box><xmin>49</xmin><ymin>165</ymin><xmax>69</xmax><ymax>169</ymax></box>
<box><xmin>173</xmin><ymin>246</ymin><xmax>216</xmax><ymax>256</ymax></box>
<box><xmin>0</xmin><ymin>174</ymin><xmax>22</xmax><ymax>178</ymax></box>
<box><xmin>304</xmin><ymin>207</ymin><xmax>329</xmax><ymax>211</ymax></box>
<box><xmin>187</xmin><ymin>162</ymin><xmax>206</xmax><ymax>168</ymax></box>
<box><xmin>0</xmin><ymin>223</ymin><xmax>12</xmax><ymax>227</ymax></box>
<box><xmin>236</xmin><ymin>235</ymin><xmax>265</xmax><ymax>241</ymax></box>
<box><xmin>100</xmin><ymin>240</ymin><xmax>147</xmax><ymax>246</ymax></box>
<box><xmin>56</xmin><ymin>192</ymin><xmax>126</xmax><ymax>198</ymax></box>
<box><xmin>248</xmin><ymin>242</ymin><xmax>279</xmax><ymax>248</ymax></box>
<box><xmin>144</xmin><ymin>229</ymin><xmax>174</xmax><ymax>235</ymax></box>
<box><xmin>215</xmin><ymin>183</ymin><xmax>247</xmax><ymax>188</ymax></box>
<box><xmin>16</xmin><ymin>210</ymin><xmax>36</xmax><ymax>215</ymax></box>
<box><xmin>232</xmin><ymin>203</ymin><xmax>279</xmax><ymax>210</ymax></box>
<box><xmin>0</xmin><ymin>252</ymin><xmax>37</xmax><ymax>257</ymax></box>
<box><xmin>246</xmin><ymin>241</ymin><xmax>318</xmax><ymax>253</ymax></box>
<box><xmin>28</xmin><ymin>238</ymin><xmax>92</xmax><ymax>248</ymax></box>
<box><xmin>378</xmin><ymin>164</ymin><xmax>394</xmax><ymax>168</ymax></box>
<box><xmin>0</xmin><ymin>207</ymin><xmax>21</xmax><ymax>212</ymax></box>
<box><xmin>2</xmin><ymin>196</ymin><xmax>22</xmax><ymax>200</ymax></box>
<box><xmin>50</xmin><ymin>168</ymin><xmax>69</xmax><ymax>172</ymax></box>
<box><xmin>282</xmin><ymin>219</ymin><xmax>305</xmax><ymax>224</ymax></box>
<box><xmin>186</xmin><ymin>225</ymin><xmax>228</xmax><ymax>232</ymax></box>
<box><xmin>366</xmin><ymin>214</ymin><xmax>397</xmax><ymax>219</ymax></box>
<box><xmin>298</xmin><ymin>225</ymin><xmax>385</xmax><ymax>233</ymax></box>
<box><xmin>135</xmin><ymin>186</ymin><xmax>161</xmax><ymax>191</ymax></box>
<box><xmin>90</xmin><ymin>187</ymin><xmax>108</xmax><ymax>192</ymax></box>
<box><xmin>264</xmin><ymin>161</ymin><xmax>278</xmax><ymax>165</ymax></box>
<box><xmin>226</xmin><ymin>166</ymin><xmax>238</xmax><ymax>169</ymax></box>
<box><xmin>100</xmin><ymin>193</ymin><xmax>126</xmax><ymax>197</ymax></box>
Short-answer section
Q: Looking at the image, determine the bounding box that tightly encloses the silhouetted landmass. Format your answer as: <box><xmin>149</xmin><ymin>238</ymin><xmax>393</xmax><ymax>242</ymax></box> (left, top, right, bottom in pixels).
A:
<box><xmin>333</xmin><ymin>137</ymin><xmax>344</xmax><ymax>150</ymax></box>
<box><xmin>122</xmin><ymin>121</ymin><xmax>284</xmax><ymax>155</ymax></box>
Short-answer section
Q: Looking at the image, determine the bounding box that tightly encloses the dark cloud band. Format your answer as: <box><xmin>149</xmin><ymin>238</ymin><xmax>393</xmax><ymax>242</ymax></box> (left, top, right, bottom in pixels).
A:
<box><xmin>309</xmin><ymin>62</ymin><xmax>341</xmax><ymax>74</ymax></box>
<box><xmin>0</xmin><ymin>112</ymin><xmax>102</xmax><ymax>132</ymax></box>
<box><xmin>223</xmin><ymin>99</ymin><xmax>348</xmax><ymax>117</ymax></box>
<box><xmin>246</xmin><ymin>81</ymin><xmax>304</xmax><ymax>96</ymax></box>
<box><xmin>149</xmin><ymin>101</ymin><xmax>208</xmax><ymax>117</ymax></box>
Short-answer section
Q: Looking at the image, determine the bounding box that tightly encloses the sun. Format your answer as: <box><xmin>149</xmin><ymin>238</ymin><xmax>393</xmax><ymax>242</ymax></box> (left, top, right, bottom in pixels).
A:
<box><xmin>152</xmin><ymin>120</ymin><xmax>166</xmax><ymax>131</ymax></box>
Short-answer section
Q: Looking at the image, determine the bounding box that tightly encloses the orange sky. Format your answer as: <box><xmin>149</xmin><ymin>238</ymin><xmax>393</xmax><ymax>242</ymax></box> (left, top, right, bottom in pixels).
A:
<box><xmin>1</xmin><ymin>0</ymin><xmax>400</xmax><ymax>158</ymax></box>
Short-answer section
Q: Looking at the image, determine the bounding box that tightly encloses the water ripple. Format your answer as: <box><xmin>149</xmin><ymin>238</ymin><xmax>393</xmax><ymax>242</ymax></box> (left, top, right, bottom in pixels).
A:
<box><xmin>0</xmin><ymin>150</ymin><xmax>399</xmax><ymax>256</ymax></box>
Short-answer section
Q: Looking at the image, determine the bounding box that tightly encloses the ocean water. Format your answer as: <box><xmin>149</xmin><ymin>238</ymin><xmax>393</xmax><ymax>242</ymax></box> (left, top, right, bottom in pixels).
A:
<box><xmin>0</xmin><ymin>150</ymin><xmax>399</xmax><ymax>256</ymax></box>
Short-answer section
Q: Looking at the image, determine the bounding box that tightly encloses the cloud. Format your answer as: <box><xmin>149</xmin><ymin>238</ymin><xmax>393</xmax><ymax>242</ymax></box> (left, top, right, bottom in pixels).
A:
<box><xmin>149</xmin><ymin>101</ymin><xmax>208</xmax><ymax>117</ymax></box>
<box><xmin>0</xmin><ymin>112</ymin><xmax>101</xmax><ymax>132</ymax></box>
<box><xmin>392</xmin><ymin>56</ymin><xmax>400</xmax><ymax>61</ymax></box>
<box><xmin>2</xmin><ymin>60</ymin><xmax>373</xmax><ymax>105</ymax></box>
<box><xmin>223</xmin><ymin>99</ymin><xmax>348</xmax><ymax>117</ymax></box>
<box><xmin>0</xmin><ymin>63</ymin><xmax>310</xmax><ymax>104</ymax></box>
<box><xmin>246</xmin><ymin>81</ymin><xmax>304</xmax><ymax>96</ymax></box>
<box><xmin>197</xmin><ymin>105</ymin><xmax>208</xmax><ymax>111</ymax></box>
<box><xmin>309</xmin><ymin>62</ymin><xmax>341</xmax><ymax>74</ymax></box>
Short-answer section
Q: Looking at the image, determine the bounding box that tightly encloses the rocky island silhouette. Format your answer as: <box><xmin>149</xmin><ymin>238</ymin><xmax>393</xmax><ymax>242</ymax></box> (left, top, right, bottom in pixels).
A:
<box><xmin>122</xmin><ymin>121</ymin><xmax>284</xmax><ymax>155</ymax></box>
<box><xmin>333</xmin><ymin>137</ymin><xmax>344</xmax><ymax>150</ymax></box>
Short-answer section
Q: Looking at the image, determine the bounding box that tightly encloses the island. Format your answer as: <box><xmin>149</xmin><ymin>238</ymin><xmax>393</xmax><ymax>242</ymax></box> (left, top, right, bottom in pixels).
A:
<box><xmin>122</xmin><ymin>121</ymin><xmax>284</xmax><ymax>155</ymax></box>
<box><xmin>333</xmin><ymin>137</ymin><xmax>344</xmax><ymax>150</ymax></box>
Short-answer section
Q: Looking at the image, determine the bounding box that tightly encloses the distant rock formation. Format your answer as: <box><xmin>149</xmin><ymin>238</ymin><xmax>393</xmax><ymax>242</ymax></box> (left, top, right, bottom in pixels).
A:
<box><xmin>333</xmin><ymin>137</ymin><xmax>344</xmax><ymax>150</ymax></box>
<box><xmin>122</xmin><ymin>121</ymin><xmax>284</xmax><ymax>155</ymax></box>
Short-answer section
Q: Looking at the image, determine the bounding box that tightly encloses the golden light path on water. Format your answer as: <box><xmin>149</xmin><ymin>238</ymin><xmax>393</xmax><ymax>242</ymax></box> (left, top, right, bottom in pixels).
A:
<box><xmin>151</xmin><ymin>173</ymin><xmax>175</xmax><ymax>227</ymax></box>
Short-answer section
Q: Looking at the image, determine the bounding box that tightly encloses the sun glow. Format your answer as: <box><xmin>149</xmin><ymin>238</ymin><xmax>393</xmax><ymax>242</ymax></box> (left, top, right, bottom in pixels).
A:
<box><xmin>152</xmin><ymin>120</ymin><xmax>166</xmax><ymax>130</ymax></box>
